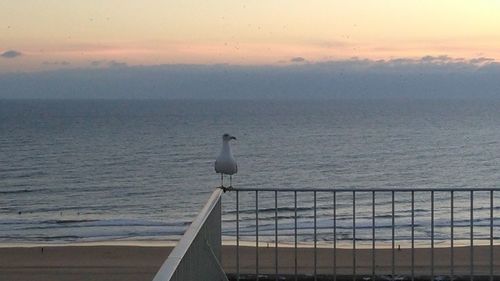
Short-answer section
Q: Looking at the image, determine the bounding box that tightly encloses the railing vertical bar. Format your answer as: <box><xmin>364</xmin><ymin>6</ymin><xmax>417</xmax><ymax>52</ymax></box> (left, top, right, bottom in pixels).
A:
<box><xmin>294</xmin><ymin>191</ymin><xmax>298</xmax><ymax>281</ymax></box>
<box><xmin>333</xmin><ymin>191</ymin><xmax>337</xmax><ymax>281</ymax></box>
<box><xmin>451</xmin><ymin>190</ymin><xmax>454</xmax><ymax>279</ymax></box>
<box><xmin>470</xmin><ymin>190</ymin><xmax>474</xmax><ymax>281</ymax></box>
<box><xmin>490</xmin><ymin>190</ymin><xmax>494</xmax><ymax>281</ymax></box>
<box><xmin>411</xmin><ymin>190</ymin><xmax>414</xmax><ymax>281</ymax></box>
<box><xmin>372</xmin><ymin>191</ymin><xmax>376</xmax><ymax>281</ymax></box>
<box><xmin>236</xmin><ymin>190</ymin><xmax>240</xmax><ymax>281</ymax></box>
<box><xmin>256</xmin><ymin>190</ymin><xmax>259</xmax><ymax>281</ymax></box>
<box><xmin>353</xmin><ymin>190</ymin><xmax>356</xmax><ymax>281</ymax></box>
<box><xmin>314</xmin><ymin>191</ymin><xmax>317</xmax><ymax>281</ymax></box>
<box><xmin>431</xmin><ymin>191</ymin><xmax>434</xmax><ymax>280</ymax></box>
<box><xmin>275</xmin><ymin>190</ymin><xmax>278</xmax><ymax>281</ymax></box>
<box><xmin>392</xmin><ymin>190</ymin><xmax>395</xmax><ymax>281</ymax></box>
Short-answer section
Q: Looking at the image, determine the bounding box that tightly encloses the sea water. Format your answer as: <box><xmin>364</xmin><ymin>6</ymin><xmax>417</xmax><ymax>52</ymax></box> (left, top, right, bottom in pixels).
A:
<box><xmin>1</xmin><ymin>99</ymin><xmax>500</xmax><ymax>246</ymax></box>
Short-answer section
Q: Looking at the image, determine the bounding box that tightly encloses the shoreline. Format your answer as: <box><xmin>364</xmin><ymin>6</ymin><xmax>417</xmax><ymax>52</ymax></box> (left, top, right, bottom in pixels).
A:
<box><xmin>0</xmin><ymin>240</ymin><xmax>179</xmax><ymax>248</ymax></box>
<box><xmin>0</xmin><ymin>238</ymin><xmax>492</xmax><ymax>249</ymax></box>
<box><xmin>1</xmin><ymin>243</ymin><xmax>499</xmax><ymax>281</ymax></box>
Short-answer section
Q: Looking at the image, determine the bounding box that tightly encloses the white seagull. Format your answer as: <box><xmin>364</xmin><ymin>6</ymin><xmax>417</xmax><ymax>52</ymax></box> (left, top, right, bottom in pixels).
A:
<box><xmin>215</xmin><ymin>133</ymin><xmax>237</xmax><ymax>188</ymax></box>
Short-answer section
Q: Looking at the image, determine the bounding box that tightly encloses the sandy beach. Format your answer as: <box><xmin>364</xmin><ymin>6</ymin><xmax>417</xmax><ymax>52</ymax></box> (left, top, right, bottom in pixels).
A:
<box><xmin>1</xmin><ymin>244</ymin><xmax>499</xmax><ymax>280</ymax></box>
<box><xmin>0</xmin><ymin>245</ymin><xmax>169</xmax><ymax>281</ymax></box>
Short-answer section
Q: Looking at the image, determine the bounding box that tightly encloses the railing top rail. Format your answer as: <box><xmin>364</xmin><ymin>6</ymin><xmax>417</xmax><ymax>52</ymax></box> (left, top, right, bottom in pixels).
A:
<box><xmin>152</xmin><ymin>188</ymin><xmax>223</xmax><ymax>281</ymax></box>
<box><xmin>229</xmin><ymin>187</ymin><xmax>500</xmax><ymax>192</ymax></box>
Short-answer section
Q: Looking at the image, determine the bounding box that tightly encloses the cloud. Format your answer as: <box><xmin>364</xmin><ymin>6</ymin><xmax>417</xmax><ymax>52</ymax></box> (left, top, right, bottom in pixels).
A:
<box><xmin>290</xmin><ymin>57</ymin><xmax>306</xmax><ymax>63</ymax></box>
<box><xmin>42</xmin><ymin>61</ymin><xmax>70</xmax><ymax>66</ymax></box>
<box><xmin>420</xmin><ymin>55</ymin><xmax>453</xmax><ymax>63</ymax></box>
<box><xmin>89</xmin><ymin>60</ymin><xmax>128</xmax><ymax>68</ymax></box>
<box><xmin>90</xmin><ymin>60</ymin><xmax>104</xmax><ymax>66</ymax></box>
<box><xmin>311</xmin><ymin>55</ymin><xmax>497</xmax><ymax>73</ymax></box>
<box><xmin>1</xmin><ymin>54</ymin><xmax>500</xmax><ymax>100</ymax></box>
<box><xmin>107</xmin><ymin>60</ymin><xmax>128</xmax><ymax>68</ymax></box>
<box><xmin>469</xmin><ymin>57</ymin><xmax>495</xmax><ymax>65</ymax></box>
<box><xmin>1</xmin><ymin>50</ymin><xmax>22</xmax><ymax>59</ymax></box>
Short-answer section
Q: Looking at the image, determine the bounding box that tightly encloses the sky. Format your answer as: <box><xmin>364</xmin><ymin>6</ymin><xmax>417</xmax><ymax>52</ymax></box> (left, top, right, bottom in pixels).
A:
<box><xmin>1</xmin><ymin>1</ymin><xmax>500</xmax><ymax>99</ymax></box>
<box><xmin>1</xmin><ymin>0</ymin><xmax>500</xmax><ymax>73</ymax></box>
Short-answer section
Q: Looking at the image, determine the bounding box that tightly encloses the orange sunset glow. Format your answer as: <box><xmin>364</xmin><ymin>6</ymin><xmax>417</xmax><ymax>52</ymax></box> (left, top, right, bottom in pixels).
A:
<box><xmin>1</xmin><ymin>0</ymin><xmax>500</xmax><ymax>72</ymax></box>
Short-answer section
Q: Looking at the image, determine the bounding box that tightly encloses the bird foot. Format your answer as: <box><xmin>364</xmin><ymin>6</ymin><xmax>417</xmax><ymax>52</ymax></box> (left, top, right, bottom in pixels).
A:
<box><xmin>219</xmin><ymin>186</ymin><xmax>234</xmax><ymax>193</ymax></box>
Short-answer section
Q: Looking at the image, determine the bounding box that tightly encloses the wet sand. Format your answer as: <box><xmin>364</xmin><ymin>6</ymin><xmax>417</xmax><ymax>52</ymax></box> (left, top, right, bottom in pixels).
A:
<box><xmin>1</xmin><ymin>244</ymin><xmax>499</xmax><ymax>280</ymax></box>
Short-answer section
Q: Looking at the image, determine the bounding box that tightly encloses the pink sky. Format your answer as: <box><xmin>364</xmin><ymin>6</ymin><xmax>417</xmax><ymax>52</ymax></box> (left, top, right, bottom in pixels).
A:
<box><xmin>1</xmin><ymin>1</ymin><xmax>499</xmax><ymax>72</ymax></box>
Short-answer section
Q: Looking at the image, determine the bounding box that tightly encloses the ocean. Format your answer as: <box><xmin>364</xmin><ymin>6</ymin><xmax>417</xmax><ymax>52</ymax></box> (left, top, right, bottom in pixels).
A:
<box><xmin>1</xmin><ymin>99</ymin><xmax>500</xmax><ymax>246</ymax></box>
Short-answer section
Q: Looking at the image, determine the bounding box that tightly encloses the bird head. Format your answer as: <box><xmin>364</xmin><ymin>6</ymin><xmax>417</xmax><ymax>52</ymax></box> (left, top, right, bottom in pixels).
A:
<box><xmin>222</xmin><ymin>133</ymin><xmax>237</xmax><ymax>141</ymax></box>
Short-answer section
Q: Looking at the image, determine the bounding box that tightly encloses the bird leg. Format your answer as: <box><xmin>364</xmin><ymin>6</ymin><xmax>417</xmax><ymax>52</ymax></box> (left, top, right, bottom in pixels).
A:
<box><xmin>220</xmin><ymin>173</ymin><xmax>224</xmax><ymax>188</ymax></box>
<box><xmin>229</xmin><ymin>175</ymin><xmax>232</xmax><ymax>188</ymax></box>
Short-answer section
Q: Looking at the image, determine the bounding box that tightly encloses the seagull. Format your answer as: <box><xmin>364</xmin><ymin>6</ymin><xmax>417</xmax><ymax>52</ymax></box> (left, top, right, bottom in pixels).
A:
<box><xmin>215</xmin><ymin>133</ymin><xmax>237</xmax><ymax>188</ymax></box>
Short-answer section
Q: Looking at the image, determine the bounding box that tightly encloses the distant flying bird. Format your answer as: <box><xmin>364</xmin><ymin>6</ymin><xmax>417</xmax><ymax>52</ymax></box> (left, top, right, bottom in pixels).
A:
<box><xmin>215</xmin><ymin>133</ymin><xmax>237</xmax><ymax>188</ymax></box>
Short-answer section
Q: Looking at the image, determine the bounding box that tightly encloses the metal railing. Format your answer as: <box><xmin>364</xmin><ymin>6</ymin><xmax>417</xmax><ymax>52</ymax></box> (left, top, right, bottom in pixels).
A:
<box><xmin>223</xmin><ymin>187</ymin><xmax>499</xmax><ymax>281</ymax></box>
<box><xmin>152</xmin><ymin>188</ymin><xmax>227</xmax><ymax>281</ymax></box>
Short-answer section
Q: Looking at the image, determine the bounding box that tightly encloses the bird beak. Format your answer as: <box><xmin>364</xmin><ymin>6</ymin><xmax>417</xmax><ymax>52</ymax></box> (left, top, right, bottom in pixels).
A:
<box><xmin>231</xmin><ymin>136</ymin><xmax>237</xmax><ymax>140</ymax></box>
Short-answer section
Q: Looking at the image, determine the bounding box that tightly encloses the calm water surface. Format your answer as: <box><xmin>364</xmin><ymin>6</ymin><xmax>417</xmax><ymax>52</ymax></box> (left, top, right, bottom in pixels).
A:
<box><xmin>1</xmin><ymin>99</ymin><xmax>500</xmax><ymax>245</ymax></box>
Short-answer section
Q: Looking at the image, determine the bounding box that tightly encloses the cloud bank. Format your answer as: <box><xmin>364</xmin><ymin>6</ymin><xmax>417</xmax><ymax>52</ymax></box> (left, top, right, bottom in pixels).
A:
<box><xmin>1</xmin><ymin>56</ymin><xmax>499</xmax><ymax>99</ymax></box>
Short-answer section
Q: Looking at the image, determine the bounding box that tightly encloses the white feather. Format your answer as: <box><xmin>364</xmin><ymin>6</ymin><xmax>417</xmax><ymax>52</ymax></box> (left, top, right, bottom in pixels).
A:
<box><xmin>215</xmin><ymin>137</ymin><xmax>237</xmax><ymax>175</ymax></box>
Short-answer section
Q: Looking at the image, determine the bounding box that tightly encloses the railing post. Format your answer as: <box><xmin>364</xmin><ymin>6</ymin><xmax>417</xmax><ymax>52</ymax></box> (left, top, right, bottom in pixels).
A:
<box><xmin>470</xmin><ymin>190</ymin><xmax>474</xmax><ymax>281</ymax></box>
<box><xmin>352</xmin><ymin>190</ymin><xmax>356</xmax><ymax>281</ymax></box>
<box><xmin>372</xmin><ymin>191</ymin><xmax>376</xmax><ymax>281</ymax></box>
<box><xmin>236</xmin><ymin>190</ymin><xmax>240</xmax><ymax>281</ymax></box>
<box><xmin>451</xmin><ymin>190</ymin><xmax>454</xmax><ymax>279</ymax></box>
<box><xmin>431</xmin><ymin>190</ymin><xmax>434</xmax><ymax>280</ymax></box>
<box><xmin>255</xmin><ymin>190</ymin><xmax>259</xmax><ymax>281</ymax></box>
<box><xmin>411</xmin><ymin>190</ymin><xmax>414</xmax><ymax>281</ymax></box>
<box><xmin>391</xmin><ymin>190</ymin><xmax>395</xmax><ymax>281</ymax></box>
<box><xmin>333</xmin><ymin>191</ymin><xmax>337</xmax><ymax>281</ymax></box>
<box><xmin>274</xmin><ymin>190</ymin><xmax>278</xmax><ymax>281</ymax></box>
<box><xmin>490</xmin><ymin>190</ymin><xmax>494</xmax><ymax>281</ymax></box>
<box><xmin>314</xmin><ymin>191</ymin><xmax>317</xmax><ymax>281</ymax></box>
<box><xmin>294</xmin><ymin>191</ymin><xmax>298</xmax><ymax>281</ymax></box>
<box><xmin>152</xmin><ymin>189</ymin><xmax>224</xmax><ymax>281</ymax></box>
